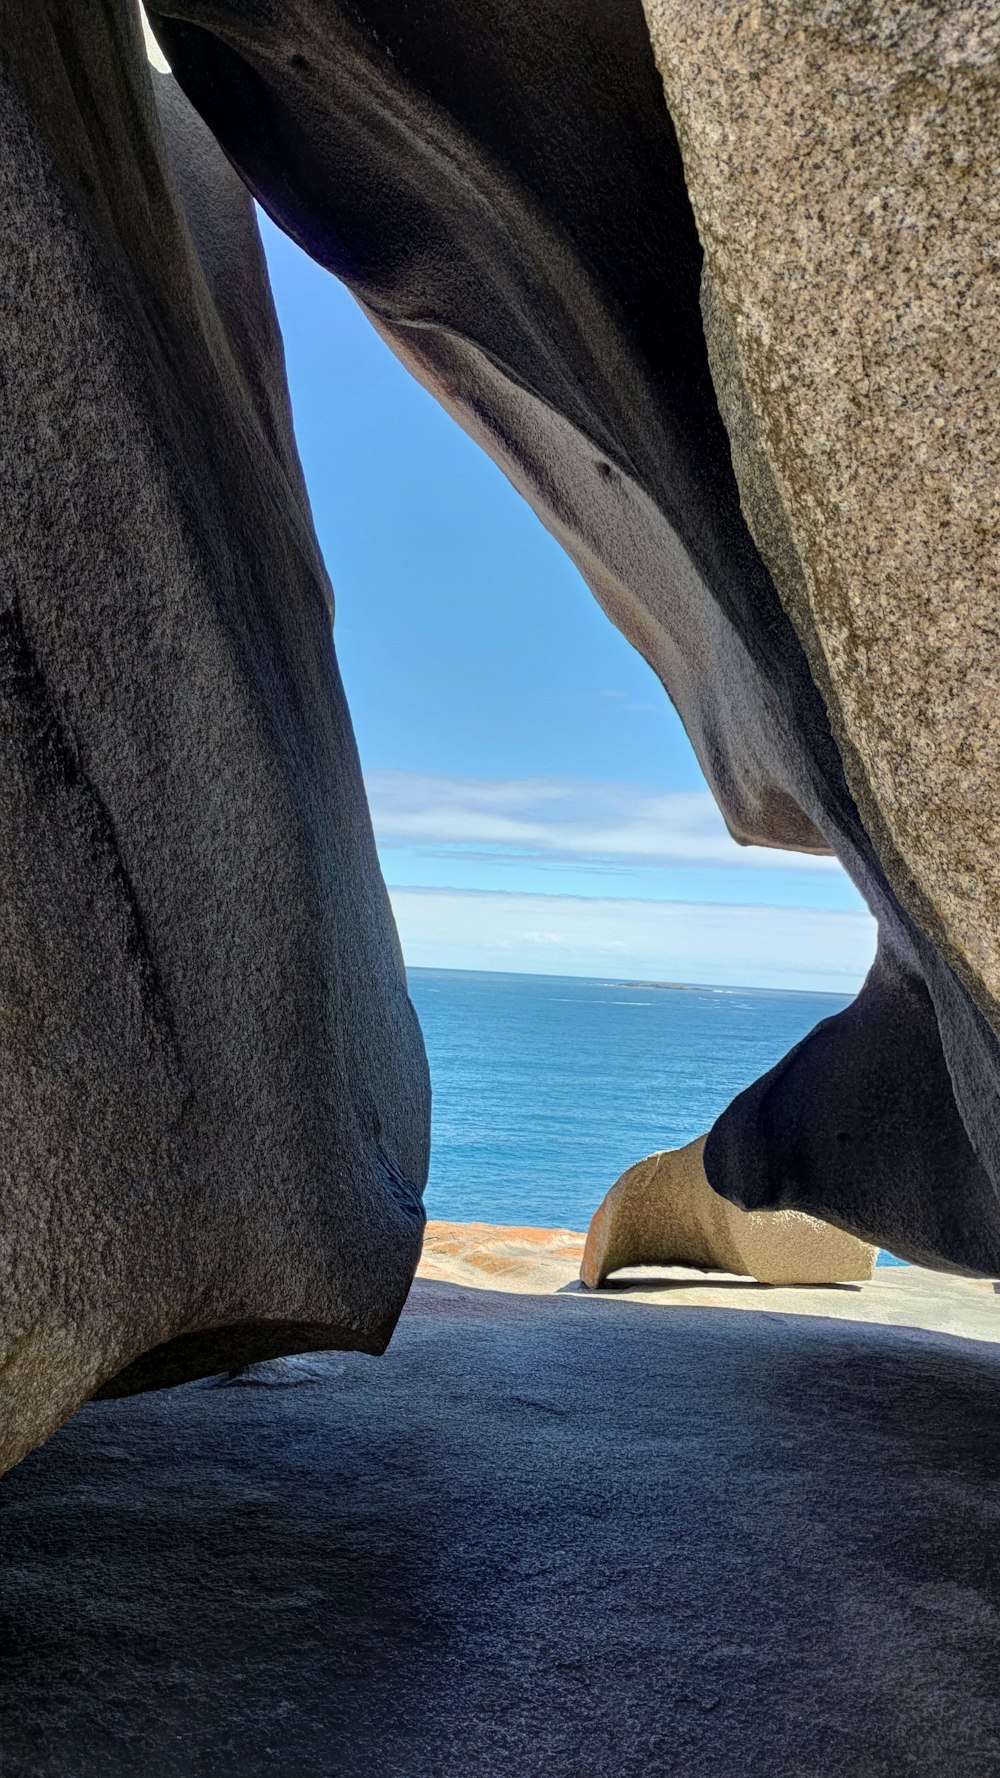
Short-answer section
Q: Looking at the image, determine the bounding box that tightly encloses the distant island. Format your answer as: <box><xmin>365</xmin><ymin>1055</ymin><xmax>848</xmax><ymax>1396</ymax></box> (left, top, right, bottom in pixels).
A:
<box><xmin>616</xmin><ymin>980</ymin><xmax>700</xmax><ymax>992</ymax></box>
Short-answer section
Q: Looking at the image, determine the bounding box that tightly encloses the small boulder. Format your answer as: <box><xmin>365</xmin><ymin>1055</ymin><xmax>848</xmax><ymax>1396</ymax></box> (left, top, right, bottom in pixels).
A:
<box><xmin>581</xmin><ymin>1137</ymin><xmax>876</xmax><ymax>1289</ymax></box>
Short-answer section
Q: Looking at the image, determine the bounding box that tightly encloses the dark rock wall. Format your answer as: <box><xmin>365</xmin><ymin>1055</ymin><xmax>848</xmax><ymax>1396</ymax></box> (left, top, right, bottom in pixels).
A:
<box><xmin>0</xmin><ymin>2</ymin><xmax>428</xmax><ymax>1473</ymax></box>
<box><xmin>2</xmin><ymin>0</ymin><xmax>996</xmax><ymax>1481</ymax></box>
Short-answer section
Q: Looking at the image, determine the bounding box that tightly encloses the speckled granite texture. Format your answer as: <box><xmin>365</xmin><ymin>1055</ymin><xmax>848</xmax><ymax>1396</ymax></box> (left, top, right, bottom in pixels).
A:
<box><xmin>645</xmin><ymin>0</ymin><xmax>1000</xmax><ymax>1019</ymax></box>
<box><xmin>0</xmin><ymin>4</ymin><xmax>427</xmax><ymax>1476</ymax></box>
<box><xmin>3</xmin><ymin>0</ymin><xmax>999</xmax><ymax>1483</ymax></box>
<box><xmin>3</xmin><ymin>1271</ymin><xmax>1000</xmax><ymax>1777</ymax></box>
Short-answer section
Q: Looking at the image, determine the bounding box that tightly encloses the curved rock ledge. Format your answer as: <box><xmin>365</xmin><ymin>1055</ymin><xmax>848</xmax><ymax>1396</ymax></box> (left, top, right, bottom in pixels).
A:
<box><xmin>580</xmin><ymin>1139</ymin><xmax>876</xmax><ymax>1289</ymax></box>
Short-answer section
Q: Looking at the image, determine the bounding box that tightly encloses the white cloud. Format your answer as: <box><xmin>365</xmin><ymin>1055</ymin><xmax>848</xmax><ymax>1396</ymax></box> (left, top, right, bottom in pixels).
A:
<box><xmin>388</xmin><ymin>885</ymin><xmax>876</xmax><ymax>994</ymax></box>
<box><xmin>367</xmin><ymin>769</ymin><xmax>841</xmax><ymax>874</ymax></box>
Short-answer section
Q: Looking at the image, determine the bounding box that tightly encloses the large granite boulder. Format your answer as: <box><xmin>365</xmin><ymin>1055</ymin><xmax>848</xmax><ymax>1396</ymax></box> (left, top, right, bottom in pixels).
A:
<box><xmin>642</xmin><ymin>0</ymin><xmax>1000</xmax><ymax>1258</ymax></box>
<box><xmin>644</xmin><ymin>0</ymin><xmax>1000</xmax><ymax>1027</ymax></box>
<box><xmin>0</xmin><ymin>3</ymin><xmax>427</xmax><ymax>1475</ymax></box>
<box><xmin>147</xmin><ymin>0</ymin><xmax>1000</xmax><ymax>1275</ymax></box>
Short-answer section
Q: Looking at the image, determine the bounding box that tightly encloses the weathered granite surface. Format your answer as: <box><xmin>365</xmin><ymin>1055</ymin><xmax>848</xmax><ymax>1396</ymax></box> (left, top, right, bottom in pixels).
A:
<box><xmin>580</xmin><ymin>1137</ymin><xmax>876</xmax><ymax>1287</ymax></box>
<box><xmin>642</xmin><ymin>0</ymin><xmax>1000</xmax><ymax>1255</ymax></box>
<box><xmin>3</xmin><ymin>1265</ymin><xmax>999</xmax><ymax>1776</ymax></box>
<box><xmin>3</xmin><ymin>0</ymin><xmax>998</xmax><ymax>1482</ymax></box>
<box><xmin>146</xmin><ymin>0</ymin><xmax>1000</xmax><ymax>1275</ymax></box>
<box><xmin>706</xmin><ymin>938</ymin><xmax>1000</xmax><ymax>1272</ymax></box>
<box><xmin>0</xmin><ymin>5</ymin><xmax>427</xmax><ymax>1475</ymax></box>
<box><xmin>420</xmin><ymin>1219</ymin><xmax>1000</xmax><ymax>1335</ymax></box>
<box><xmin>645</xmin><ymin>0</ymin><xmax>1000</xmax><ymax>1024</ymax></box>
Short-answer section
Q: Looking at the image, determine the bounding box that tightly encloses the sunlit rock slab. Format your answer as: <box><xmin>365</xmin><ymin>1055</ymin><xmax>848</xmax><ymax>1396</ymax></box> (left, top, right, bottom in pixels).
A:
<box><xmin>419</xmin><ymin>1219</ymin><xmax>1000</xmax><ymax>1340</ymax></box>
<box><xmin>419</xmin><ymin>1220</ymin><xmax>589</xmax><ymax>1286</ymax></box>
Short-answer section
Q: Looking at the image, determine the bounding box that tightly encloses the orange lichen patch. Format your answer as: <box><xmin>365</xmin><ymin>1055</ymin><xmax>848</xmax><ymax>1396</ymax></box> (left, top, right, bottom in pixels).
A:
<box><xmin>418</xmin><ymin>1221</ymin><xmax>586</xmax><ymax>1284</ymax></box>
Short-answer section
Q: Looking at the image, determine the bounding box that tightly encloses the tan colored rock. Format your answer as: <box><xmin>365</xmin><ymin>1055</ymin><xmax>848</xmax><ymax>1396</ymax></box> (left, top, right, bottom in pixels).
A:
<box><xmin>417</xmin><ymin>1217</ymin><xmax>997</xmax><ymax>1337</ymax></box>
<box><xmin>642</xmin><ymin>0</ymin><xmax>1000</xmax><ymax>1026</ymax></box>
<box><xmin>581</xmin><ymin>1138</ymin><xmax>877</xmax><ymax>1288</ymax></box>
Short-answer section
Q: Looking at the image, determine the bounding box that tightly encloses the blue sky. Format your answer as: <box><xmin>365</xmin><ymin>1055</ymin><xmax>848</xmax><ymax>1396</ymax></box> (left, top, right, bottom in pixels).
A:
<box><xmin>260</xmin><ymin>216</ymin><xmax>875</xmax><ymax>993</ymax></box>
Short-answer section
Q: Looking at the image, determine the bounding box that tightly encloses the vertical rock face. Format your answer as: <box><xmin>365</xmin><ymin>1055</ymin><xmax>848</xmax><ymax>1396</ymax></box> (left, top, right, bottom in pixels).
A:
<box><xmin>146</xmin><ymin>0</ymin><xmax>1000</xmax><ymax>1274</ymax></box>
<box><xmin>0</xmin><ymin>4</ymin><xmax>428</xmax><ymax>1474</ymax></box>
<box><xmin>644</xmin><ymin>1</ymin><xmax>1000</xmax><ymax>1022</ymax></box>
<box><xmin>639</xmin><ymin>0</ymin><xmax>1000</xmax><ymax>1243</ymax></box>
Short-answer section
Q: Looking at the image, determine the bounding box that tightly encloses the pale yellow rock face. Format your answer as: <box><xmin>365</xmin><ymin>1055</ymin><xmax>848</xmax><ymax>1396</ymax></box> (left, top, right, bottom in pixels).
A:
<box><xmin>642</xmin><ymin>1</ymin><xmax>1000</xmax><ymax>1020</ymax></box>
<box><xmin>581</xmin><ymin>1138</ymin><xmax>877</xmax><ymax>1287</ymax></box>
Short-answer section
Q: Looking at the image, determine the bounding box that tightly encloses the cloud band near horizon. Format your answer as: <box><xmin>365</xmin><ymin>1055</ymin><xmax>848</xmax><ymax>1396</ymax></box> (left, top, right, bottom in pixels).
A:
<box><xmin>367</xmin><ymin>769</ymin><xmax>841</xmax><ymax>873</ymax></box>
<box><xmin>386</xmin><ymin>884</ymin><xmax>876</xmax><ymax>996</ymax></box>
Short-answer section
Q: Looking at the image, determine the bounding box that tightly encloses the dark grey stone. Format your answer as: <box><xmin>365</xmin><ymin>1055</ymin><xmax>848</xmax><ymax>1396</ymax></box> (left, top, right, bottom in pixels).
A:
<box><xmin>0</xmin><ymin>4</ymin><xmax>427</xmax><ymax>1472</ymax></box>
<box><xmin>2</xmin><ymin>1282</ymin><xmax>999</xmax><ymax>1777</ymax></box>
<box><xmin>706</xmin><ymin>938</ymin><xmax>1000</xmax><ymax>1275</ymax></box>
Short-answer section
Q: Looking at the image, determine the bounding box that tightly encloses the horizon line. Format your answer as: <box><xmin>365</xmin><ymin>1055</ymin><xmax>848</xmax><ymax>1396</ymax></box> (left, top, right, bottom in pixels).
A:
<box><xmin>385</xmin><ymin>880</ymin><xmax>870</xmax><ymax>919</ymax></box>
<box><xmin>405</xmin><ymin>962</ymin><xmax>856</xmax><ymax>998</ymax></box>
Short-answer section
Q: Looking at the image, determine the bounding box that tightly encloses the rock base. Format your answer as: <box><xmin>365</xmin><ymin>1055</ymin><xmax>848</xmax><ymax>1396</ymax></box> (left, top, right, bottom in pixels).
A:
<box><xmin>3</xmin><ymin>1246</ymin><xmax>999</xmax><ymax>1776</ymax></box>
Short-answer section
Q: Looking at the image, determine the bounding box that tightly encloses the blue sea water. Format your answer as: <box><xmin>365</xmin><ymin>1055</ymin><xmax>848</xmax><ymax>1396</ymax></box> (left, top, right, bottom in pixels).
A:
<box><xmin>408</xmin><ymin>967</ymin><xmax>905</xmax><ymax>1264</ymax></box>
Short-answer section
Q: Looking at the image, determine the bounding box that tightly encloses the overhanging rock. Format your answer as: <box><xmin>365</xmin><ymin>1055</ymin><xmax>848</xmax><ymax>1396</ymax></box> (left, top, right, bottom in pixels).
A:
<box><xmin>147</xmin><ymin>0</ymin><xmax>1000</xmax><ymax>1274</ymax></box>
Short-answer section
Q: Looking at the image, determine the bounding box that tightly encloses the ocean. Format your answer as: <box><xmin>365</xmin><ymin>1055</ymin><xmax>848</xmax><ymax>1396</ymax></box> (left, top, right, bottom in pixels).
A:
<box><xmin>409</xmin><ymin>967</ymin><xmax>903</xmax><ymax>1263</ymax></box>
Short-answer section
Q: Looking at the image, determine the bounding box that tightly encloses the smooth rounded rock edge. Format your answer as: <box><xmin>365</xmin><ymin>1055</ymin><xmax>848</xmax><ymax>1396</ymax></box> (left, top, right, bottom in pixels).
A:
<box><xmin>581</xmin><ymin>1136</ymin><xmax>877</xmax><ymax>1288</ymax></box>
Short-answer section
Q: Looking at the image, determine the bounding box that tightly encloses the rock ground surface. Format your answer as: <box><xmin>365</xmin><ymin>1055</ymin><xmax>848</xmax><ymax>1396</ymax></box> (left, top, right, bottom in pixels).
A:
<box><xmin>2</xmin><ymin>1224</ymin><xmax>999</xmax><ymax>1777</ymax></box>
<box><xmin>422</xmin><ymin>1219</ymin><xmax>999</xmax><ymax>1333</ymax></box>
